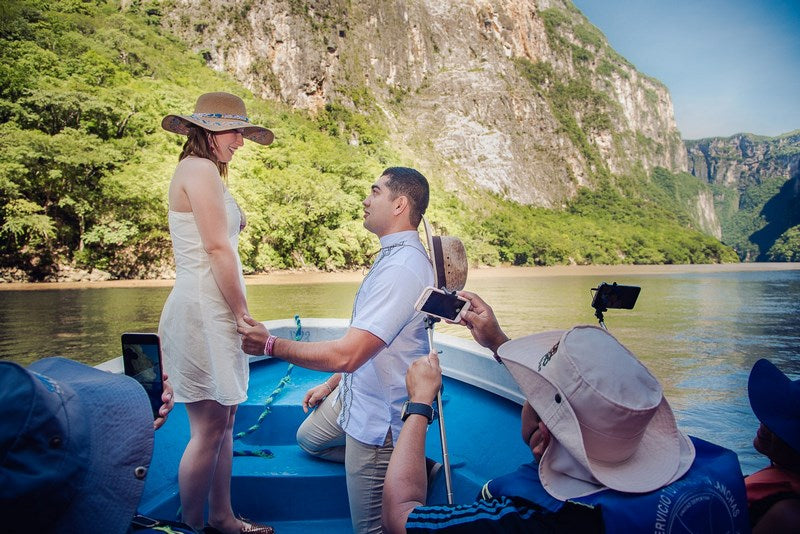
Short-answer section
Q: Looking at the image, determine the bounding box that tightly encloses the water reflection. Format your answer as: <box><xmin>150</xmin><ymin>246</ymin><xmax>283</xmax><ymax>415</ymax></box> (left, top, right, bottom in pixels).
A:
<box><xmin>1</xmin><ymin>267</ymin><xmax>799</xmax><ymax>475</ymax></box>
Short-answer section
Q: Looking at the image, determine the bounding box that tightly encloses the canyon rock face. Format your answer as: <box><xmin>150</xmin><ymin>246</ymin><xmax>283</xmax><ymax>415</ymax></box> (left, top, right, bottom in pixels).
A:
<box><xmin>157</xmin><ymin>0</ymin><xmax>686</xmax><ymax>207</ymax></box>
<box><xmin>686</xmin><ymin>132</ymin><xmax>800</xmax><ymax>190</ymax></box>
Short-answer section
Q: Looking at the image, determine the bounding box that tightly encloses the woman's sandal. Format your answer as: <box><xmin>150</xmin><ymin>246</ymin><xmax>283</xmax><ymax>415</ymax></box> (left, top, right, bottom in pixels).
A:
<box><xmin>203</xmin><ymin>518</ymin><xmax>275</xmax><ymax>534</ymax></box>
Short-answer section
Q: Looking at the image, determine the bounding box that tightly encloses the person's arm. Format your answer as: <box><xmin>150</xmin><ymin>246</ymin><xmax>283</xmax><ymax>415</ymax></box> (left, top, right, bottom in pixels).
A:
<box><xmin>182</xmin><ymin>158</ymin><xmax>249</xmax><ymax>322</ymax></box>
<box><xmin>238</xmin><ymin>316</ymin><xmax>385</xmax><ymax>372</ymax></box>
<box><xmin>753</xmin><ymin>498</ymin><xmax>800</xmax><ymax>534</ymax></box>
<box><xmin>382</xmin><ymin>352</ymin><xmax>443</xmax><ymax>534</ymax></box>
<box><xmin>455</xmin><ymin>291</ymin><xmax>510</xmax><ymax>357</ymax></box>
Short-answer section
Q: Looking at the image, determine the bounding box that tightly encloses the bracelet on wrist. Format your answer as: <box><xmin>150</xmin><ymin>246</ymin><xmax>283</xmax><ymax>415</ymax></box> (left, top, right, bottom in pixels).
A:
<box><xmin>324</xmin><ymin>381</ymin><xmax>333</xmax><ymax>394</ymax></box>
<box><xmin>264</xmin><ymin>335</ymin><xmax>277</xmax><ymax>357</ymax></box>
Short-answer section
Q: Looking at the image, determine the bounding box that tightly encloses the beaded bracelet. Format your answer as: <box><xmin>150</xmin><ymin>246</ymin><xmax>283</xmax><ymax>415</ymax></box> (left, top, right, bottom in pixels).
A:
<box><xmin>264</xmin><ymin>335</ymin><xmax>277</xmax><ymax>356</ymax></box>
<box><xmin>324</xmin><ymin>380</ymin><xmax>333</xmax><ymax>394</ymax></box>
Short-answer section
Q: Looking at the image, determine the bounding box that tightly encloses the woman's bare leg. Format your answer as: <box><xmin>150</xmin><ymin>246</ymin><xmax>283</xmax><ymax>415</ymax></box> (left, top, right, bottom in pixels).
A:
<box><xmin>179</xmin><ymin>400</ymin><xmax>235</xmax><ymax>530</ymax></box>
<box><xmin>208</xmin><ymin>405</ymin><xmax>239</xmax><ymax>531</ymax></box>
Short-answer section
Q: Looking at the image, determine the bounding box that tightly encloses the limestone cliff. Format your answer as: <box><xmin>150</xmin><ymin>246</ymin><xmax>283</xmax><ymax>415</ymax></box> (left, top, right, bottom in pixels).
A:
<box><xmin>685</xmin><ymin>131</ymin><xmax>800</xmax><ymax>260</ymax></box>
<box><xmin>686</xmin><ymin>131</ymin><xmax>800</xmax><ymax>190</ymax></box>
<box><xmin>156</xmin><ymin>0</ymin><xmax>686</xmax><ymax>207</ymax></box>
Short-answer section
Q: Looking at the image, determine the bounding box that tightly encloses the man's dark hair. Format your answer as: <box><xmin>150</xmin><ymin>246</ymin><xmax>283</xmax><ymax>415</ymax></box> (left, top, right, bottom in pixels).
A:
<box><xmin>382</xmin><ymin>167</ymin><xmax>429</xmax><ymax>227</ymax></box>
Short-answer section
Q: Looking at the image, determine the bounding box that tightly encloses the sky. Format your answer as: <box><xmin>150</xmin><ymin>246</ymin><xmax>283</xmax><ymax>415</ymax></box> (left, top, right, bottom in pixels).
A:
<box><xmin>571</xmin><ymin>0</ymin><xmax>800</xmax><ymax>140</ymax></box>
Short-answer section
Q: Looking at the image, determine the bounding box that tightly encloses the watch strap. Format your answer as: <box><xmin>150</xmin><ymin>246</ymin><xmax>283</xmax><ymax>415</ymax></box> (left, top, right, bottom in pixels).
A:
<box><xmin>402</xmin><ymin>401</ymin><xmax>434</xmax><ymax>424</ymax></box>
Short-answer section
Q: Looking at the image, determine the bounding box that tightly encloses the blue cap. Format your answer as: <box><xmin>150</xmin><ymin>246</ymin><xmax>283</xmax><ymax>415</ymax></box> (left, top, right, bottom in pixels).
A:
<box><xmin>748</xmin><ymin>358</ymin><xmax>800</xmax><ymax>454</ymax></box>
<box><xmin>0</xmin><ymin>357</ymin><xmax>154</xmax><ymax>534</ymax></box>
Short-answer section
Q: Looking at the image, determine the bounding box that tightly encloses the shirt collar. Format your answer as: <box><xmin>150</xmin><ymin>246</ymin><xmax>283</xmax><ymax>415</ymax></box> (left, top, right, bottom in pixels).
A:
<box><xmin>378</xmin><ymin>230</ymin><xmax>422</xmax><ymax>249</ymax></box>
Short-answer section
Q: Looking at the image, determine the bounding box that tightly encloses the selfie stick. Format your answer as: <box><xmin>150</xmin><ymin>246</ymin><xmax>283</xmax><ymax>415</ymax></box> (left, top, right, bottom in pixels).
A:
<box><xmin>594</xmin><ymin>305</ymin><xmax>608</xmax><ymax>330</ymax></box>
<box><xmin>590</xmin><ymin>282</ymin><xmax>641</xmax><ymax>331</ymax></box>
<box><xmin>424</xmin><ymin>315</ymin><xmax>455</xmax><ymax>505</ymax></box>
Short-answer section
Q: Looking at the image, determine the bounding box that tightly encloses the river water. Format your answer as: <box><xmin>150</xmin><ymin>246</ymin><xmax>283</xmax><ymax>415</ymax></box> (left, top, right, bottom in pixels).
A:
<box><xmin>2</xmin><ymin>264</ymin><xmax>799</xmax><ymax>475</ymax></box>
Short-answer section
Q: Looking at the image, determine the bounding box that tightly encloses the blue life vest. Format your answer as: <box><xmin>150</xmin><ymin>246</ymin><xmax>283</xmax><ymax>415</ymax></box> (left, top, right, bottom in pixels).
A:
<box><xmin>485</xmin><ymin>436</ymin><xmax>750</xmax><ymax>533</ymax></box>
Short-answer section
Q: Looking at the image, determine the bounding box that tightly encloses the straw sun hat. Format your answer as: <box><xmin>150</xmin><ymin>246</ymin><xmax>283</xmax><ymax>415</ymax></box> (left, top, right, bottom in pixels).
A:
<box><xmin>162</xmin><ymin>92</ymin><xmax>274</xmax><ymax>145</ymax></box>
<box><xmin>421</xmin><ymin>215</ymin><xmax>468</xmax><ymax>292</ymax></box>
<box><xmin>498</xmin><ymin>325</ymin><xmax>695</xmax><ymax>500</ymax></box>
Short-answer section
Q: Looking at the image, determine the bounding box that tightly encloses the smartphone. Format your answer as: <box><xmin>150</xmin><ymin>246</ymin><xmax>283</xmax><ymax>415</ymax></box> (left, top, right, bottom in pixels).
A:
<box><xmin>414</xmin><ymin>286</ymin><xmax>471</xmax><ymax>322</ymax></box>
<box><xmin>590</xmin><ymin>282</ymin><xmax>640</xmax><ymax>311</ymax></box>
<box><xmin>121</xmin><ymin>333</ymin><xmax>165</xmax><ymax>419</ymax></box>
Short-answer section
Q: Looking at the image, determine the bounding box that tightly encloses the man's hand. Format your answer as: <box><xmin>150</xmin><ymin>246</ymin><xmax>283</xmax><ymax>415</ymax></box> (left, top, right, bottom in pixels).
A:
<box><xmin>238</xmin><ymin>314</ymin><xmax>270</xmax><ymax>355</ymax></box>
<box><xmin>406</xmin><ymin>352</ymin><xmax>442</xmax><ymax>405</ymax></box>
<box><xmin>454</xmin><ymin>291</ymin><xmax>510</xmax><ymax>354</ymax></box>
<box><xmin>531</xmin><ymin>422</ymin><xmax>551</xmax><ymax>462</ymax></box>
<box><xmin>302</xmin><ymin>383</ymin><xmax>332</xmax><ymax>413</ymax></box>
<box><xmin>154</xmin><ymin>373</ymin><xmax>175</xmax><ymax>431</ymax></box>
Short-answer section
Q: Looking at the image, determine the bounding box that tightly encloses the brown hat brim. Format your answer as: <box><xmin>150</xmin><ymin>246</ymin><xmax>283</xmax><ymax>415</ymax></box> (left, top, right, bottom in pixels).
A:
<box><xmin>161</xmin><ymin>114</ymin><xmax>274</xmax><ymax>145</ymax></box>
<box><xmin>431</xmin><ymin>235</ymin><xmax>468</xmax><ymax>291</ymax></box>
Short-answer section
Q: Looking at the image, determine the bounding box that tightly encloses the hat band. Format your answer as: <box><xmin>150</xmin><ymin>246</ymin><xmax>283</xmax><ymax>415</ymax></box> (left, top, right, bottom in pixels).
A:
<box><xmin>192</xmin><ymin>113</ymin><xmax>250</xmax><ymax>123</ymax></box>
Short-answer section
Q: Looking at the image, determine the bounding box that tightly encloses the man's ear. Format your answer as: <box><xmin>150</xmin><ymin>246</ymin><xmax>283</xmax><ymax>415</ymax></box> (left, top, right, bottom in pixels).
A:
<box><xmin>393</xmin><ymin>195</ymin><xmax>409</xmax><ymax>216</ymax></box>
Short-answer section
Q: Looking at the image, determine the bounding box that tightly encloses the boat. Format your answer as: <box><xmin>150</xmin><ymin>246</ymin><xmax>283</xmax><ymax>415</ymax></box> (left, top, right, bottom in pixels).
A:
<box><xmin>100</xmin><ymin>317</ymin><xmax>532</xmax><ymax>533</ymax></box>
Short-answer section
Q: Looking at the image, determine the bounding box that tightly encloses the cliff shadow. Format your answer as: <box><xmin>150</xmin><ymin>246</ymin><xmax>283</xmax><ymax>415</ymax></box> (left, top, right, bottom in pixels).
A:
<box><xmin>750</xmin><ymin>164</ymin><xmax>800</xmax><ymax>260</ymax></box>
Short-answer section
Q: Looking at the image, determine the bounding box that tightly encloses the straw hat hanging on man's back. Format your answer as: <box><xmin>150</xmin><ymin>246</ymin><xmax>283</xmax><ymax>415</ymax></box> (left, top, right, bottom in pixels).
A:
<box><xmin>162</xmin><ymin>92</ymin><xmax>274</xmax><ymax>146</ymax></box>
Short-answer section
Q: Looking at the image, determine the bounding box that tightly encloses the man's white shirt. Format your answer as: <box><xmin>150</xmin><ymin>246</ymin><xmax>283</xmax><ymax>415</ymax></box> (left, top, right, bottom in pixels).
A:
<box><xmin>338</xmin><ymin>229</ymin><xmax>434</xmax><ymax>446</ymax></box>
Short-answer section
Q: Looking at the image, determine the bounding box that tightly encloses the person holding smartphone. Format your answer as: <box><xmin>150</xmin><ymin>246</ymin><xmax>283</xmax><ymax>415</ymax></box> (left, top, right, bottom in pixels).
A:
<box><xmin>0</xmin><ymin>357</ymin><xmax>176</xmax><ymax>533</ymax></box>
<box><xmin>239</xmin><ymin>167</ymin><xmax>434</xmax><ymax>534</ymax></box>
<box><xmin>158</xmin><ymin>93</ymin><xmax>274</xmax><ymax>534</ymax></box>
<box><xmin>381</xmin><ymin>292</ymin><xmax>750</xmax><ymax>534</ymax></box>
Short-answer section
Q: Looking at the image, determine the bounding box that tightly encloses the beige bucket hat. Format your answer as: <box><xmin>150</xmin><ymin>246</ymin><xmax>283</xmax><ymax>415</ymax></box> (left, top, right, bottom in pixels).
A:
<box><xmin>421</xmin><ymin>215</ymin><xmax>468</xmax><ymax>291</ymax></box>
<box><xmin>162</xmin><ymin>92</ymin><xmax>274</xmax><ymax>145</ymax></box>
<box><xmin>497</xmin><ymin>325</ymin><xmax>695</xmax><ymax>500</ymax></box>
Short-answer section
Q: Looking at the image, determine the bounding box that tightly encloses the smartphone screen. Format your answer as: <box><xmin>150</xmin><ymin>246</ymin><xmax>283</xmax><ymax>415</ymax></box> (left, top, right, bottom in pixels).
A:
<box><xmin>418</xmin><ymin>289</ymin><xmax>468</xmax><ymax>321</ymax></box>
<box><xmin>121</xmin><ymin>333</ymin><xmax>164</xmax><ymax>419</ymax></box>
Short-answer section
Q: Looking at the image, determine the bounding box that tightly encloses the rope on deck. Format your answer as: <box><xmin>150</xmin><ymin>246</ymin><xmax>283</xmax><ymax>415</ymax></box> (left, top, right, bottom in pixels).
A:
<box><xmin>232</xmin><ymin>315</ymin><xmax>302</xmax><ymax>458</ymax></box>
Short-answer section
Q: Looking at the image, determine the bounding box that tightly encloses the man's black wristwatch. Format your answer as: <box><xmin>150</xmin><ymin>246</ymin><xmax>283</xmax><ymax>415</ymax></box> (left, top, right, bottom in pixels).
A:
<box><xmin>401</xmin><ymin>400</ymin><xmax>434</xmax><ymax>424</ymax></box>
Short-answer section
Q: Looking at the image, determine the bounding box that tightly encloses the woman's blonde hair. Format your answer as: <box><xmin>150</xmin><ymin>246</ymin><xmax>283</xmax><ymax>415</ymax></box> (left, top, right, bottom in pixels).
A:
<box><xmin>178</xmin><ymin>125</ymin><xmax>229</xmax><ymax>179</ymax></box>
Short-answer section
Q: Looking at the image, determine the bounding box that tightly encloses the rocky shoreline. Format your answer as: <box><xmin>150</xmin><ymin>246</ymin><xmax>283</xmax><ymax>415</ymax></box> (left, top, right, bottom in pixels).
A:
<box><xmin>3</xmin><ymin>263</ymin><xmax>800</xmax><ymax>291</ymax></box>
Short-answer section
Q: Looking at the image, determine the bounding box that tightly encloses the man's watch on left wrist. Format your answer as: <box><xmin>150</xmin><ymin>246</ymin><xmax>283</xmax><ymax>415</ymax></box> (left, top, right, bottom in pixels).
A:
<box><xmin>401</xmin><ymin>400</ymin><xmax>434</xmax><ymax>424</ymax></box>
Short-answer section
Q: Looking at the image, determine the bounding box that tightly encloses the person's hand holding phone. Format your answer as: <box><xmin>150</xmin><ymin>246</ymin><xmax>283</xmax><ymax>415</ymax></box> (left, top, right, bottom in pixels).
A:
<box><xmin>453</xmin><ymin>291</ymin><xmax>510</xmax><ymax>355</ymax></box>
<box><xmin>154</xmin><ymin>373</ymin><xmax>174</xmax><ymax>431</ymax></box>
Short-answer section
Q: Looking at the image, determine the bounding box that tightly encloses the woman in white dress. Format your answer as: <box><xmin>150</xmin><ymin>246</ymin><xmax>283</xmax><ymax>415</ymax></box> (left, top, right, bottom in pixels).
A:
<box><xmin>159</xmin><ymin>93</ymin><xmax>274</xmax><ymax>534</ymax></box>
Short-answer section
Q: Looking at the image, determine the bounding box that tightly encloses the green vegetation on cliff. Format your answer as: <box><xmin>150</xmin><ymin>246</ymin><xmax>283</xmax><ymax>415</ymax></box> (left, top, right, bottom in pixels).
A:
<box><xmin>0</xmin><ymin>0</ymin><xmax>737</xmax><ymax>281</ymax></box>
<box><xmin>686</xmin><ymin>132</ymin><xmax>800</xmax><ymax>261</ymax></box>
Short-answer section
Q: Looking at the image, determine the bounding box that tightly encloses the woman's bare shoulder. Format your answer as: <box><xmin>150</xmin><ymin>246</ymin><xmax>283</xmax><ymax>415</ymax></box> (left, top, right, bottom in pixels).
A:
<box><xmin>175</xmin><ymin>156</ymin><xmax>219</xmax><ymax>175</ymax></box>
<box><xmin>173</xmin><ymin>157</ymin><xmax>221</xmax><ymax>186</ymax></box>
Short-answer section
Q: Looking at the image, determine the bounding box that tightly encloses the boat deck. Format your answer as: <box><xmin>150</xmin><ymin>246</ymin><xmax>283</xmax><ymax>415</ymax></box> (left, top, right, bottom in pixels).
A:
<box><xmin>136</xmin><ymin>321</ymin><xmax>531</xmax><ymax>531</ymax></box>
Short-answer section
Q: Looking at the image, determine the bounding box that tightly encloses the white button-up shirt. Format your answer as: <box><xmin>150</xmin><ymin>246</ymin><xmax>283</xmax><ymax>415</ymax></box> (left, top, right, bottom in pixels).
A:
<box><xmin>338</xmin><ymin>230</ymin><xmax>434</xmax><ymax>446</ymax></box>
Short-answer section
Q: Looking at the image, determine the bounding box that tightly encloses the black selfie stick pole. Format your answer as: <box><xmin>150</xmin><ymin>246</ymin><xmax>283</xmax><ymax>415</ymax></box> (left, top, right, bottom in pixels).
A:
<box><xmin>424</xmin><ymin>315</ymin><xmax>454</xmax><ymax>505</ymax></box>
<box><xmin>594</xmin><ymin>304</ymin><xmax>608</xmax><ymax>330</ymax></box>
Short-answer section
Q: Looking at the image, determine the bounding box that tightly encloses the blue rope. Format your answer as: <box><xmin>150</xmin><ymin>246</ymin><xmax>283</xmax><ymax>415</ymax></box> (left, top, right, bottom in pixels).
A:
<box><xmin>232</xmin><ymin>315</ymin><xmax>302</xmax><ymax>457</ymax></box>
